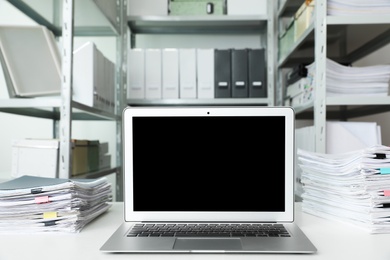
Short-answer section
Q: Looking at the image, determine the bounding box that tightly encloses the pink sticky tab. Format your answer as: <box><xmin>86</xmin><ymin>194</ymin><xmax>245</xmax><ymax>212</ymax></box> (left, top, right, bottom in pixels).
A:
<box><xmin>35</xmin><ymin>196</ymin><xmax>49</xmax><ymax>204</ymax></box>
<box><xmin>384</xmin><ymin>190</ymin><xmax>390</xmax><ymax>197</ymax></box>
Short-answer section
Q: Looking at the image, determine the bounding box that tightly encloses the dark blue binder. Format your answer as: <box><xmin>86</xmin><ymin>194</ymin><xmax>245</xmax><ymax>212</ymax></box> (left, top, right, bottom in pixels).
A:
<box><xmin>231</xmin><ymin>49</ymin><xmax>249</xmax><ymax>98</ymax></box>
<box><xmin>248</xmin><ymin>48</ymin><xmax>266</xmax><ymax>98</ymax></box>
<box><xmin>214</xmin><ymin>49</ymin><xmax>231</xmax><ymax>98</ymax></box>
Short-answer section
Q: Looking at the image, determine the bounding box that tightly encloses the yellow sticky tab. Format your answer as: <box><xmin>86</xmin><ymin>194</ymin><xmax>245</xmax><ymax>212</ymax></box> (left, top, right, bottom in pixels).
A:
<box><xmin>43</xmin><ymin>212</ymin><xmax>57</xmax><ymax>219</ymax></box>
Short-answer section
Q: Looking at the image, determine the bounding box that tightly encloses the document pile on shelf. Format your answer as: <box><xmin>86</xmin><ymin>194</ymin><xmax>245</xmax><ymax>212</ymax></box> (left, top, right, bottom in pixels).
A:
<box><xmin>284</xmin><ymin>63</ymin><xmax>314</xmax><ymax>106</ymax></box>
<box><xmin>0</xmin><ymin>175</ymin><xmax>112</xmax><ymax>233</ymax></box>
<box><xmin>327</xmin><ymin>0</ymin><xmax>390</xmax><ymax>15</ymax></box>
<box><xmin>306</xmin><ymin>58</ymin><xmax>390</xmax><ymax>97</ymax></box>
<box><xmin>297</xmin><ymin>145</ymin><xmax>390</xmax><ymax>233</ymax></box>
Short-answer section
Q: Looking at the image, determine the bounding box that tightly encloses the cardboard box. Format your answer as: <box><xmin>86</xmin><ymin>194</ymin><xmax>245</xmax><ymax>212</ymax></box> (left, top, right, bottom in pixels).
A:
<box><xmin>227</xmin><ymin>0</ymin><xmax>267</xmax><ymax>16</ymax></box>
<box><xmin>72</xmin><ymin>139</ymin><xmax>100</xmax><ymax>176</ymax></box>
<box><xmin>12</xmin><ymin>139</ymin><xmax>59</xmax><ymax>178</ymax></box>
<box><xmin>100</xmin><ymin>154</ymin><xmax>112</xmax><ymax>169</ymax></box>
<box><xmin>87</xmin><ymin>140</ymin><xmax>100</xmax><ymax>172</ymax></box>
<box><xmin>294</xmin><ymin>0</ymin><xmax>315</xmax><ymax>41</ymax></box>
<box><xmin>72</xmin><ymin>139</ymin><xmax>88</xmax><ymax>176</ymax></box>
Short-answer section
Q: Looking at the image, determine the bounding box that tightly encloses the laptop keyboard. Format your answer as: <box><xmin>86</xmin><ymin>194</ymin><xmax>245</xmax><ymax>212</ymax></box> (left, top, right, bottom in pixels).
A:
<box><xmin>127</xmin><ymin>223</ymin><xmax>290</xmax><ymax>238</ymax></box>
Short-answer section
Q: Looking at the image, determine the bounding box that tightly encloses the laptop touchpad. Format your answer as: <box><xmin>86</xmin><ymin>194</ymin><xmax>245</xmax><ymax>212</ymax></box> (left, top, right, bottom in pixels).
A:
<box><xmin>173</xmin><ymin>238</ymin><xmax>242</xmax><ymax>250</ymax></box>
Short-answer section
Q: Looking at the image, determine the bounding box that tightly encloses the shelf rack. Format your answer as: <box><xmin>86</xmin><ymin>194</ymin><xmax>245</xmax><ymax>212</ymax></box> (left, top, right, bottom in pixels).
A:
<box><xmin>126</xmin><ymin>0</ymin><xmax>276</xmax><ymax>107</ymax></box>
<box><xmin>2</xmin><ymin>0</ymin><xmax>127</xmax><ymax>200</ymax></box>
<box><xmin>277</xmin><ymin>0</ymin><xmax>390</xmax><ymax>153</ymax></box>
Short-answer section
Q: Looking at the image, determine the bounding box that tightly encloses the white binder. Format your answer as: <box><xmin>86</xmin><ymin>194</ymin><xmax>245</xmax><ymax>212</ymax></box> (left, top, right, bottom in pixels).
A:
<box><xmin>128</xmin><ymin>49</ymin><xmax>145</xmax><ymax>99</ymax></box>
<box><xmin>196</xmin><ymin>49</ymin><xmax>214</xmax><ymax>99</ymax></box>
<box><xmin>179</xmin><ymin>48</ymin><xmax>197</xmax><ymax>99</ymax></box>
<box><xmin>145</xmin><ymin>49</ymin><xmax>162</xmax><ymax>99</ymax></box>
<box><xmin>162</xmin><ymin>49</ymin><xmax>179</xmax><ymax>99</ymax></box>
<box><xmin>73</xmin><ymin>41</ymin><xmax>99</xmax><ymax>108</ymax></box>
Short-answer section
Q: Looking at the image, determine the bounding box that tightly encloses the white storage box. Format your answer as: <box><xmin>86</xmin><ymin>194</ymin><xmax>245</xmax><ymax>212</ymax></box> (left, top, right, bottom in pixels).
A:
<box><xmin>12</xmin><ymin>139</ymin><xmax>59</xmax><ymax>178</ymax></box>
<box><xmin>0</xmin><ymin>25</ymin><xmax>61</xmax><ymax>97</ymax></box>
<box><xmin>128</xmin><ymin>0</ymin><xmax>168</xmax><ymax>16</ymax></box>
<box><xmin>127</xmin><ymin>48</ymin><xmax>145</xmax><ymax>99</ymax></box>
<box><xmin>227</xmin><ymin>0</ymin><xmax>267</xmax><ymax>16</ymax></box>
<box><xmin>73</xmin><ymin>42</ymin><xmax>100</xmax><ymax>109</ymax></box>
<box><xmin>73</xmin><ymin>41</ymin><xmax>115</xmax><ymax>113</ymax></box>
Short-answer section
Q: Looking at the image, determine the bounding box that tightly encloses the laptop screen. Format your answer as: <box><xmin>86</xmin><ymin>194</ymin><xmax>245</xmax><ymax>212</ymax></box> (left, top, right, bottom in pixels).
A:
<box><xmin>123</xmin><ymin>107</ymin><xmax>295</xmax><ymax>222</ymax></box>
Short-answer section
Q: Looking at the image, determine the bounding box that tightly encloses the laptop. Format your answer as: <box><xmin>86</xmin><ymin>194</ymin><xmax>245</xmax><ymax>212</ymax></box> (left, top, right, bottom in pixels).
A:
<box><xmin>100</xmin><ymin>106</ymin><xmax>317</xmax><ymax>254</ymax></box>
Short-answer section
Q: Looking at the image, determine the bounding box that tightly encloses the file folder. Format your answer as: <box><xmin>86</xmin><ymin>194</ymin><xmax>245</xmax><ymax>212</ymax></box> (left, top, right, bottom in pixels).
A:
<box><xmin>73</xmin><ymin>41</ymin><xmax>114</xmax><ymax>113</ymax></box>
<box><xmin>0</xmin><ymin>25</ymin><xmax>61</xmax><ymax>97</ymax></box>
<box><xmin>214</xmin><ymin>49</ymin><xmax>231</xmax><ymax>98</ymax></box>
<box><xmin>73</xmin><ymin>42</ymin><xmax>99</xmax><ymax>109</ymax></box>
<box><xmin>162</xmin><ymin>49</ymin><xmax>179</xmax><ymax>99</ymax></box>
<box><xmin>127</xmin><ymin>48</ymin><xmax>145</xmax><ymax>99</ymax></box>
<box><xmin>145</xmin><ymin>49</ymin><xmax>162</xmax><ymax>99</ymax></box>
<box><xmin>196</xmin><ymin>48</ymin><xmax>214</xmax><ymax>99</ymax></box>
<box><xmin>231</xmin><ymin>49</ymin><xmax>249</xmax><ymax>98</ymax></box>
<box><xmin>179</xmin><ymin>48</ymin><xmax>197</xmax><ymax>99</ymax></box>
<box><xmin>248</xmin><ymin>48</ymin><xmax>266</xmax><ymax>98</ymax></box>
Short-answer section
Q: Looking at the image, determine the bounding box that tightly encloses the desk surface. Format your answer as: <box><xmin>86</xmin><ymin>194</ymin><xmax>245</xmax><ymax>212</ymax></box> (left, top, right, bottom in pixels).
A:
<box><xmin>1</xmin><ymin>202</ymin><xmax>390</xmax><ymax>260</ymax></box>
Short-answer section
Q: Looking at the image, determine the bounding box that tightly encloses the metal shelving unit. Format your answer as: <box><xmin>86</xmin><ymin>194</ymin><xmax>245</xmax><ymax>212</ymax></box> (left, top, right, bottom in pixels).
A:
<box><xmin>126</xmin><ymin>0</ymin><xmax>276</xmax><ymax>107</ymax></box>
<box><xmin>277</xmin><ymin>0</ymin><xmax>390</xmax><ymax>153</ymax></box>
<box><xmin>2</xmin><ymin>0</ymin><xmax>126</xmax><ymax>200</ymax></box>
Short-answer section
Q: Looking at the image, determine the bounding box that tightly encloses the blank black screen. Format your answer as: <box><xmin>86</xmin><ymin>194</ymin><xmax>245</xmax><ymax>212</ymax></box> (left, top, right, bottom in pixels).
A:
<box><xmin>132</xmin><ymin>116</ymin><xmax>285</xmax><ymax>212</ymax></box>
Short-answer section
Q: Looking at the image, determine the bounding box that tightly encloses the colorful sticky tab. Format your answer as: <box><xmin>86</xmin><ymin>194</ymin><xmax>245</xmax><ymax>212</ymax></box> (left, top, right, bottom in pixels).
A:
<box><xmin>384</xmin><ymin>190</ymin><xmax>390</xmax><ymax>197</ymax></box>
<box><xmin>380</xmin><ymin>168</ymin><xmax>390</xmax><ymax>174</ymax></box>
<box><xmin>34</xmin><ymin>196</ymin><xmax>49</xmax><ymax>204</ymax></box>
<box><xmin>43</xmin><ymin>212</ymin><xmax>57</xmax><ymax>219</ymax></box>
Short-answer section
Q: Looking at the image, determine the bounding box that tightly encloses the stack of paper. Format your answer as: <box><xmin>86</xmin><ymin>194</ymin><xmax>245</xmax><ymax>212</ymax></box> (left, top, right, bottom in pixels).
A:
<box><xmin>306</xmin><ymin>58</ymin><xmax>390</xmax><ymax>97</ymax></box>
<box><xmin>295</xmin><ymin>121</ymin><xmax>382</xmax><ymax>198</ymax></box>
<box><xmin>298</xmin><ymin>145</ymin><xmax>390</xmax><ymax>233</ymax></box>
<box><xmin>285</xmin><ymin>77</ymin><xmax>314</xmax><ymax>106</ymax></box>
<box><xmin>0</xmin><ymin>175</ymin><xmax>112</xmax><ymax>233</ymax></box>
<box><xmin>327</xmin><ymin>0</ymin><xmax>390</xmax><ymax>15</ymax></box>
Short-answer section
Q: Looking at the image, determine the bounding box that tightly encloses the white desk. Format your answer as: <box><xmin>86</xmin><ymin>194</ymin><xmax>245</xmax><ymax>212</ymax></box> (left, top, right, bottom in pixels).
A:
<box><xmin>1</xmin><ymin>202</ymin><xmax>390</xmax><ymax>260</ymax></box>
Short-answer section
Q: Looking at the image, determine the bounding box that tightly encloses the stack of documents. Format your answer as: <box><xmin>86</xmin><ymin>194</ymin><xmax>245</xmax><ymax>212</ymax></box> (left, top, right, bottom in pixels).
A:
<box><xmin>306</xmin><ymin>58</ymin><xmax>390</xmax><ymax>97</ymax></box>
<box><xmin>327</xmin><ymin>0</ymin><xmax>390</xmax><ymax>15</ymax></box>
<box><xmin>298</xmin><ymin>145</ymin><xmax>390</xmax><ymax>233</ymax></box>
<box><xmin>0</xmin><ymin>175</ymin><xmax>112</xmax><ymax>233</ymax></box>
<box><xmin>284</xmin><ymin>77</ymin><xmax>314</xmax><ymax>106</ymax></box>
<box><xmin>295</xmin><ymin>121</ymin><xmax>382</xmax><ymax>197</ymax></box>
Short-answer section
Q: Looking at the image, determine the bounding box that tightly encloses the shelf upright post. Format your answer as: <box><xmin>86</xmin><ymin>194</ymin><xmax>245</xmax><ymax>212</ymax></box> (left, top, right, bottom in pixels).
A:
<box><xmin>267</xmin><ymin>0</ymin><xmax>276</xmax><ymax>106</ymax></box>
<box><xmin>314</xmin><ymin>0</ymin><xmax>327</xmax><ymax>153</ymax></box>
<box><xmin>59</xmin><ymin>0</ymin><xmax>74</xmax><ymax>179</ymax></box>
<box><xmin>115</xmin><ymin>0</ymin><xmax>127</xmax><ymax>201</ymax></box>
